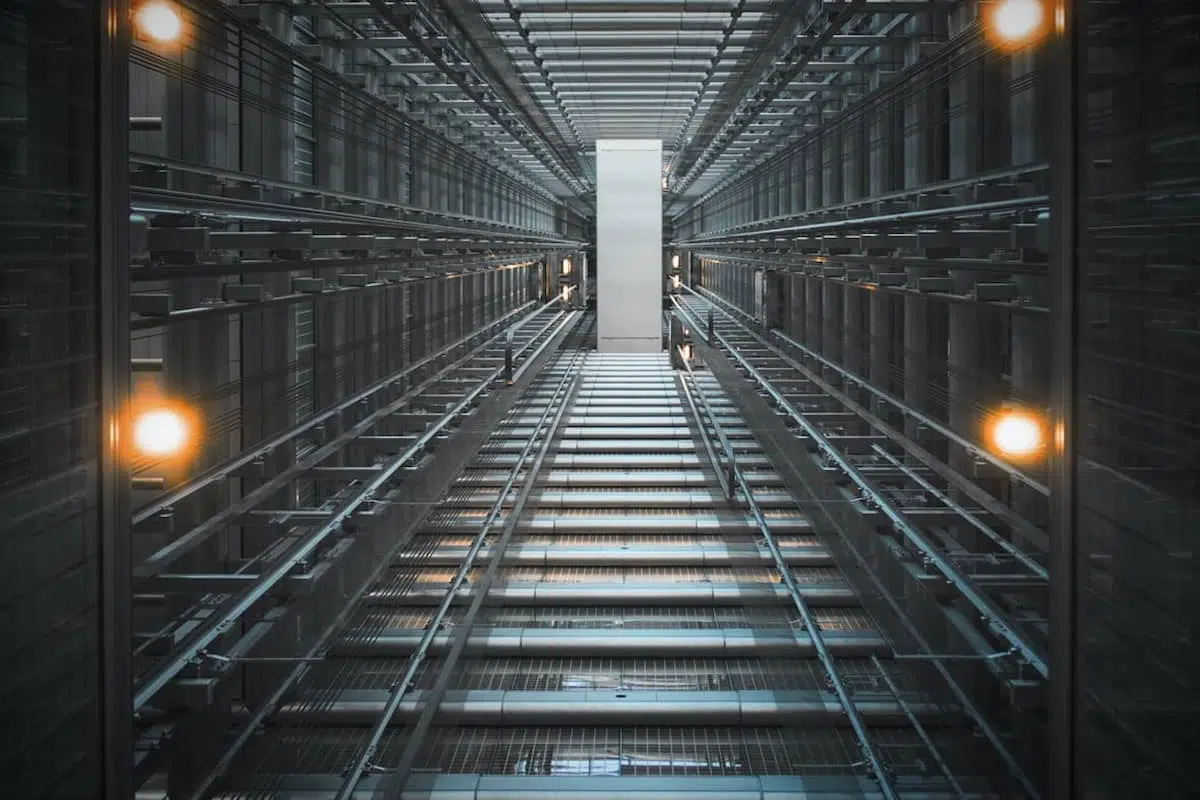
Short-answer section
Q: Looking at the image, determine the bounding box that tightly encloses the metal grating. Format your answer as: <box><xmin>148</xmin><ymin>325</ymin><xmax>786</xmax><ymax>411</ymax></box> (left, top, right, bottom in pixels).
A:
<box><xmin>420</xmin><ymin>657</ymin><xmax>897</xmax><ymax>693</ymax></box>
<box><xmin>417</xmin><ymin>726</ymin><xmax>989</xmax><ymax>778</ymax></box>
<box><xmin>350</xmin><ymin>605</ymin><xmax>876</xmax><ymax>632</ymax></box>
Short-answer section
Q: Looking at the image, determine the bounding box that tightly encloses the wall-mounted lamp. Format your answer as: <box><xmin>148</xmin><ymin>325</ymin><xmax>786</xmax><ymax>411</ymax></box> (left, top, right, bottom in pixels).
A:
<box><xmin>985</xmin><ymin>406</ymin><xmax>1046</xmax><ymax>460</ymax></box>
<box><xmin>987</xmin><ymin>0</ymin><xmax>1046</xmax><ymax>48</ymax></box>
<box><xmin>134</xmin><ymin>1</ymin><xmax>183</xmax><ymax>43</ymax></box>
<box><xmin>561</xmin><ymin>257</ymin><xmax>571</xmax><ymax>275</ymax></box>
<box><xmin>133</xmin><ymin>407</ymin><xmax>192</xmax><ymax>458</ymax></box>
<box><xmin>671</xmin><ymin>254</ymin><xmax>680</xmax><ymax>270</ymax></box>
<box><xmin>128</xmin><ymin>357</ymin><xmax>199</xmax><ymax>463</ymax></box>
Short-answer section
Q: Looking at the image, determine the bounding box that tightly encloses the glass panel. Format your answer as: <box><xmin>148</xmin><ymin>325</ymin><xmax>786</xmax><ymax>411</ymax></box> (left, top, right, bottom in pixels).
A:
<box><xmin>0</xmin><ymin>2</ymin><xmax>103</xmax><ymax>797</ymax></box>
<box><xmin>1076</xmin><ymin>3</ymin><xmax>1200</xmax><ymax>796</ymax></box>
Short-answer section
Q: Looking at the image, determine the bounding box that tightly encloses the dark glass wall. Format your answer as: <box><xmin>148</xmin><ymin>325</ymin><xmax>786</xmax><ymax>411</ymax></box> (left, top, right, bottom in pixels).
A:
<box><xmin>1073</xmin><ymin>1</ymin><xmax>1199</xmax><ymax>796</ymax></box>
<box><xmin>0</xmin><ymin>1</ymin><xmax>127</xmax><ymax>797</ymax></box>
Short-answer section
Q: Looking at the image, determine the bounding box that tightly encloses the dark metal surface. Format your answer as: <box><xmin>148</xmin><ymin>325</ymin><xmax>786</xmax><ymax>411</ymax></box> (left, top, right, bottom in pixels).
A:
<box><xmin>1047</xmin><ymin>1</ymin><xmax>1079</xmax><ymax>797</ymax></box>
<box><xmin>100</xmin><ymin>1</ymin><xmax>134</xmax><ymax>797</ymax></box>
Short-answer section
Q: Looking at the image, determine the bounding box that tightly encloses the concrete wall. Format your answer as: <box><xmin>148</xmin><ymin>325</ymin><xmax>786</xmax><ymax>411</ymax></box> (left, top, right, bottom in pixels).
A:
<box><xmin>596</xmin><ymin>139</ymin><xmax>663</xmax><ymax>352</ymax></box>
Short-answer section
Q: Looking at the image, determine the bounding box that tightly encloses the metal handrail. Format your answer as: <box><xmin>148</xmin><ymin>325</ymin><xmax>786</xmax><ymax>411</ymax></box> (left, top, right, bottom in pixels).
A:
<box><xmin>367</xmin><ymin>348</ymin><xmax>586</xmax><ymax>800</ymax></box>
<box><xmin>672</xmin><ymin>294</ymin><xmax>1048</xmax><ymax>679</ymax></box>
<box><xmin>675</xmin><ymin>351</ymin><xmax>901</xmax><ymax>800</ymax></box>
<box><xmin>130</xmin><ymin>153</ymin><xmax>581</xmax><ymax>244</ymax></box>
<box><xmin>674</xmin><ymin>345</ymin><xmax>731</xmax><ymax>500</ymax></box>
<box><xmin>132</xmin><ymin>310</ymin><xmax>577</xmax><ymax>712</ymax></box>
<box><xmin>135</xmin><ymin>307</ymin><xmax>565</xmax><ymax>577</ymax></box>
<box><xmin>676</xmin><ymin>162</ymin><xmax>1049</xmax><ymax>239</ymax></box>
<box><xmin>870</xmin><ymin>655</ymin><xmax>966</xmax><ymax>799</ymax></box>
<box><xmin>694</xmin><ymin>284</ymin><xmax>1050</xmax><ymax>496</ymax></box>
<box><xmin>674</xmin><ymin>295</ymin><xmax>1042</xmax><ymax>799</ymax></box>
<box><xmin>133</xmin><ymin>302</ymin><xmax>535</xmax><ymax>526</ymax></box>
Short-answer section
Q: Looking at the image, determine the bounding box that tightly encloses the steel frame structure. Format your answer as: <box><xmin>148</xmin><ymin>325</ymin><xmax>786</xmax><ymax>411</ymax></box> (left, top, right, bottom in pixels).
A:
<box><xmin>675</xmin><ymin>344</ymin><xmax>901</xmax><ymax>799</ymax></box>
<box><xmin>674</xmin><ymin>287</ymin><xmax>1044</xmax><ymax>794</ymax></box>
<box><xmin>8</xmin><ymin>0</ymin><xmax>1197</xmax><ymax>797</ymax></box>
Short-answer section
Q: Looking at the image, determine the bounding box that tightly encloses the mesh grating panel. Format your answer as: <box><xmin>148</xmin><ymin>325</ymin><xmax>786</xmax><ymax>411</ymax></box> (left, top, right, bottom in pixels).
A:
<box><xmin>413</xmin><ymin>727</ymin><xmax>984</xmax><ymax>777</ymax></box>
<box><xmin>349</xmin><ymin>606</ymin><xmax>877</xmax><ymax>632</ymax></box>
<box><xmin>425</xmin><ymin>657</ymin><xmax>882</xmax><ymax>692</ymax></box>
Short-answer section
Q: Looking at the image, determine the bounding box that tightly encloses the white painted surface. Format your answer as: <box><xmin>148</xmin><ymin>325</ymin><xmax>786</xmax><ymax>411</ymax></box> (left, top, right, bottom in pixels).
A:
<box><xmin>596</xmin><ymin>139</ymin><xmax>663</xmax><ymax>353</ymax></box>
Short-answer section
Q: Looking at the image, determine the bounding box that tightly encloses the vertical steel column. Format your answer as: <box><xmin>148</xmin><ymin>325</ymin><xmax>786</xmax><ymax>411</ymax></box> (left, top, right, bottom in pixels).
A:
<box><xmin>821</xmin><ymin>278</ymin><xmax>842</xmax><ymax>368</ymax></box>
<box><xmin>581</xmin><ymin>250</ymin><xmax>589</xmax><ymax>305</ymax></box>
<box><xmin>946</xmin><ymin>4</ymin><xmax>984</xmax><ymax>481</ymax></box>
<box><xmin>946</xmin><ymin>10</ymin><xmax>984</xmax><ymax>492</ymax></box>
<box><xmin>805</xmin><ymin>272</ymin><xmax>823</xmax><ymax>353</ymax></box>
<box><xmin>1048</xmin><ymin>1</ymin><xmax>1080</xmax><ymax>797</ymax></box>
<box><xmin>843</xmin><ymin>283</ymin><xmax>866</xmax><ymax>387</ymax></box>
<box><xmin>789</xmin><ymin>271</ymin><xmax>805</xmax><ymax>344</ymax></box>
<box><xmin>805</xmin><ymin>138</ymin><xmax>823</xmax><ymax>211</ymax></box>
<box><xmin>902</xmin><ymin>14</ymin><xmax>948</xmax><ymax>443</ymax></box>
<box><xmin>100</xmin><ymin>2</ymin><xmax>133</xmax><ymax>796</ymax></box>
<box><xmin>316</xmin><ymin>21</ymin><xmax>346</xmax><ymax>192</ymax></box>
<box><xmin>790</xmin><ymin>148</ymin><xmax>804</xmax><ymax>212</ymax></box>
<box><xmin>438</xmin><ymin>276</ymin><xmax>448</xmax><ymax>352</ymax></box>
<box><xmin>1011</xmin><ymin>48</ymin><xmax>1053</xmax><ymax>534</ymax></box>
<box><xmin>868</xmin><ymin>287</ymin><xmax>892</xmax><ymax>414</ymax></box>
<box><xmin>869</xmin><ymin>61</ymin><xmax>903</xmax><ymax>421</ymax></box>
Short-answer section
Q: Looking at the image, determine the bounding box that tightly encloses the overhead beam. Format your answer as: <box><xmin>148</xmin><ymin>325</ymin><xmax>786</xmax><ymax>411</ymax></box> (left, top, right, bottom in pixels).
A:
<box><xmin>474</xmin><ymin>1</ymin><xmax>775</xmax><ymax>11</ymax></box>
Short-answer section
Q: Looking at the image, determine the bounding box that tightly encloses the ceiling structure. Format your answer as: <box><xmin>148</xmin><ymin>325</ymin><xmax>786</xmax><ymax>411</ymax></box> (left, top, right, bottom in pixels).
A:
<box><xmin>298</xmin><ymin>0</ymin><xmax>933</xmax><ymax>213</ymax></box>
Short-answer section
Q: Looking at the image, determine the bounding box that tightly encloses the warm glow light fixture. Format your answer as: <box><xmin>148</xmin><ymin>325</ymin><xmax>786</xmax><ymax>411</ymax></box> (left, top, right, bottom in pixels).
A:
<box><xmin>135</xmin><ymin>1</ymin><xmax>183</xmax><ymax>42</ymax></box>
<box><xmin>133</xmin><ymin>407</ymin><xmax>190</xmax><ymax>458</ymax></box>
<box><xmin>561</xmin><ymin>257</ymin><xmax>571</xmax><ymax>274</ymax></box>
<box><xmin>671</xmin><ymin>254</ymin><xmax>680</xmax><ymax>270</ymax></box>
<box><xmin>989</xmin><ymin>0</ymin><xmax>1044</xmax><ymax>46</ymax></box>
<box><xmin>987</xmin><ymin>408</ymin><xmax>1045</xmax><ymax>459</ymax></box>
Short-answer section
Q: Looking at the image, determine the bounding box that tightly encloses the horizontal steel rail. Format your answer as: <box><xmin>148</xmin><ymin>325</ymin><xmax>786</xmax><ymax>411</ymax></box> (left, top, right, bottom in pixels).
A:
<box><xmin>678</xmin><ymin>301</ymin><xmax>1041</xmax><ymax>799</ymax></box>
<box><xmin>678</xmin><ymin>163</ymin><xmax>1049</xmax><ymax>238</ymax></box>
<box><xmin>131</xmin><ymin>185</ymin><xmax>584</xmax><ymax>247</ymax></box>
<box><xmin>365</xmin><ymin>350</ymin><xmax>585</xmax><ymax>800</ymax></box>
<box><xmin>214</xmin><ymin>773</ymin><xmax>996</xmax><ymax>799</ymax></box>
<box><xmin>672</xmin><ymin>294</ymin><xmax>1049</xmax><ymax>679</ymax></box>
<box><xmin>130</xmin><ymin>154</ymin><xmax>576</xmax><ymax>242</ymax></box>
<box><xmin>132</xmin><ymin>254</ymin><xmax>549</xmax><ymax>283</ymax></box>
<box><xmin>694</xmin><ymin>284</ymin><xmax>1049</xmax><ymax>498</ymax></box>
<box><xmin>181</xmin><ymin>312</ymin><xmax>581</xmax><ymax>800</ymax></box>
<box><xmin>132</xmin><ymin>302</ymin><xmax>535</xmax><ymax>526</ymax></box>
<box><xmin>871</xmin><ymin>655</ymin><xmax>966</xmax><ymax>799</ymax></box>
<box><xmin>691</xmin><ymin>286</ymin><xmax>1051</xmax><ymax>554</ymax></box>
<box><xmin>870</xmin><ymin>445</ymin><xmax>1047</xmax><ymax>580</ymax></box>
<box><xmin>676</xmin><ymin>195</ymin><xmax>1050</xmax><ymax>245</ymax></box>
<box><xmin>132</xmin><ymin>310</ymin><xmax>578</xmax><ymax>712</ymax></box>
<box><xmin>134</xmin><ymin>307</ymin><xmax>564</xmax><ymax>575</ymax></box>
<box><xmin>675</xmin><ymin>351</ymin><xmax>900</xmax><ymax>800</ymax></box>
